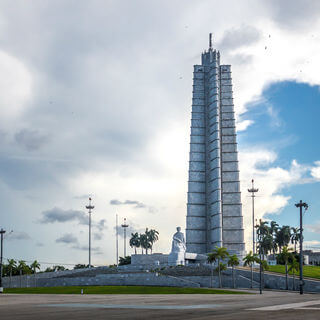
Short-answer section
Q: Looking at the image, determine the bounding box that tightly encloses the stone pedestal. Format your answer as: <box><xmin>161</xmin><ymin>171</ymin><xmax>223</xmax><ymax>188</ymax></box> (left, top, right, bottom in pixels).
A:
<box><xmin>168</xmin><ymin>251</ymin><xmax>185</xmax><ymax>266</ymax></box>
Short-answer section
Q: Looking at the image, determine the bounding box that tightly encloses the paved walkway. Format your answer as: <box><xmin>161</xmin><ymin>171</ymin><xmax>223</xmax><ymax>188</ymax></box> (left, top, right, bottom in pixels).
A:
<box><xmin>1</xmin><ymin>291</ymin><xmax>320</xmax><ymax>319</ymax></box>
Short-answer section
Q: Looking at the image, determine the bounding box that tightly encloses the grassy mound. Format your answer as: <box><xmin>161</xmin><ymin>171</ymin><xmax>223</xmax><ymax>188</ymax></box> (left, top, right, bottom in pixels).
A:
<box><xmin>4</xmin><ymin>285</ymin><xmax>248</xmax><ymax>295</ymax></box>
<box><xmin>268</xmin><ymin>265</ymin><xmax>320</xmax><ymax>279</ymax></box>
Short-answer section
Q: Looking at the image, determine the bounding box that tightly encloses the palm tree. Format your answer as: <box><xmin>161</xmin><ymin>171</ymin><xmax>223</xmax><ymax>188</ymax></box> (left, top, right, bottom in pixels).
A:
<box><xmin>129</xmin><ymin>232</ymin><xmax>140</xmax><ymax>254</ymax></box>
<box><xmin>208</xmin><ymin>246</ymin><xmax>229</xmax><ymax>288</ymax></box>
<box><xmin>276</xmin><ymin>226</ymin><xmax>291</xmax><ymax>253</ymax></box>
<box><xmin>7</xmin><ymin>259</ymin><xmax>16</xmax><ymax>288</ymax></box>
<box><xmin>281</xmin><ymin>246</ymin><xmax>292</xmax><ymax>290</ymax></box>
<box><xmin>18</xmin><ymin>260</ymin><xmax>27</xmax><ymax>288</ymax></box>
<box><xmin>243</xmin><ymin>251</ymin><xmax>258</xmax><ymax>289</ymax></box>
<box><xmin>207</xmin><ymin>251</ymin><xmax>216</xmax><ymax>288</ymax></box>
<box><xmin>288</xmin><ymin>257</ymin><xmax>299</xmax><ymax>291</ymax></box>
<box><xmin>228</xmin><ymin>254</ymin><xmax>239</xmax><ymax>288</ymax></box>
<box><xmin>270</xmin><ymin>221</ymin><xmax>279</xmax><ymax>255</ymax></box>
<box><xmin>139</xmin><ymin>233</ymin><xmax>151</xmax><ymax>254</ymax></box>
<box><xmin>30</xmin><ymin>260</ymin><xmax>40</xmax><ymax>287</ymax></box>
<box><xmin>291</xmin><ymin>227</ymin><xmax>300</xmax><ymax>253</ymax></box>
<box><xmin>146</xmin><ymin>229</ymin><xmax>159</xmax><ymax>254</ymax></box>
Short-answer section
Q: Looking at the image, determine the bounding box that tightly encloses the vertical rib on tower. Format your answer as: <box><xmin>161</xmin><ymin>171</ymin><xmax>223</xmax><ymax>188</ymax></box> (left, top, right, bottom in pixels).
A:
<box><xmin>186</xmin><ymin>39</ymin><xmax>245</xmax><ymax>257</ymax></box>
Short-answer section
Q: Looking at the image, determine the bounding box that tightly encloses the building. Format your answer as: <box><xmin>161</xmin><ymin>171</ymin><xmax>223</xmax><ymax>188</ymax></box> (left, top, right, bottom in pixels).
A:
<box><xmin>186</xmin><ymin>34</ymin><xmax>245</xmax><ymax>257</ymax></box>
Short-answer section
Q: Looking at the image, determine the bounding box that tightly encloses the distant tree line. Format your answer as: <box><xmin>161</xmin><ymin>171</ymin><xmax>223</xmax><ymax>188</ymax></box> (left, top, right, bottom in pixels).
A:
<box><xmin>129</xmin><ymin>228</ymin><xmax>159</xmax><ymax>254</ymax></box>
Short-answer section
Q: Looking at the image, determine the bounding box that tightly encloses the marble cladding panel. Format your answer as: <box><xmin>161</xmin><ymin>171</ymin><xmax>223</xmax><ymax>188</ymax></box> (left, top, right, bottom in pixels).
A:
<box><xmin>209</xmin><ymin>94</ymin><xmax>219</xmax><ymax>104</ymax></box>
<box><xmin>221</xmin><ymin>127</ymin><xmax>236</xmax><ymax>135</ymax></box>
<box><xmin>191</xmin><ymin>119</ymin><xmax>205</xmax><ymax>127</ymax></box>
<box><xmin>209</xmin><ymin>116</ymin><xmax>219</xmax><ymax>126</ymax></box>
<box><xmin>192</xmin><ymin>105</ymin><xmax>205</xmax><ymax>113</ymax></box>
<box><xmin>209</xmin><ymin>130</ymin><xmax>219</xmax><ymax>142</ymax></box>
<box><xmin>222</xmin><ymin>181</ymin><xmax>240</xmax><ymax>193</ymax></box>
<box><xmin>220</xmin><ymin>105</ymin><xmax>234</xmax><ymax>113</ymax></box>
<box><xmin>222</xmin><ymin>204</ymin><xmax>242</xmax><ymax>216</ymax></box>
<box><xmin>223</xmin><ymin>229</ymin><xmax>244</xmax><ymax>243</ymax></box>
<box><xmin>189</xmin><ymin>171</ymin><xmax>205</xmax><ymax>182</ymax></box>
<box><xmin>187</xmin><ymin>216</ymin><xmax>206</xmax><ymax>229</ymax></box>
<box><xmin>193</xmin><ymin>86</ymin><xmax>204</xmax><ymax>93</ymax></box>
<box><xmin>221</xmin><ymin>143</ymin><xmax>237</xmax><ymax>152</ymax></box>
<box><xmin>220</xmin><ymin>65</ymin><xmax>231</xmax><ymax>72</ymax></box>
<box><xmin>187</xmin><ymin>204</ymin><xmax>206</xmax><ymax>216</ymax></box>
<box><xmin>211</xmin><ymin>214</ymin><xmax>222</xmax><ymax>228</ymax></box>
<box><xmin>221</xmin><ymin>112</ymin><xmax>235</xmax><ymax>120</ymax></box>
<box><xmin>223</xmin><ymin>216</ymin><xmax>243</xmax><ymax>229</ymax></box>
<box><xmin>192</xmin><ymin>92</ymin><xmax>205</xmax><ymax>99</ymax></box>
<box><xmin>222</xmin><ymin>192</ymin><xmax>241</xmax><ymax>204</ymax></box>
<box><xmin>209</xmin><ymin>201</ymin><xmax>221</xmax><ymax>215</ymax></box>
<box><xmin>221</xmin><ymin>98</ymin><xmax>233</xmax><ymax>105</ymax></box>
<box><xmin>186</xmin><ymin>243</ymin><xmax>207</xmax><ymax>253</ymax></box>
<box><xmin>190</xmin><ymin>143</ymin><xmax>205</xmax><ymax>153</ymax></box>
<box><xmin>220</xmin><ymin>73</ymin><xmax>232</xmax><ymax>80</ymax></box>
<box><xmin>221</xmin><ymin>119</ymin><xmax>235</xmax><ymax>128</ymax></box>
<box><xmin>193</xmin><ymin>72</ymin><xmax>204</xmax><ymax>80</ymax></box>
<box><xmin>190</xmin><ymin>152</ymin><xmax>205</xmax><ymax>161</ymax></box>
<box><xmin>208</xmin><ymin>178</ymin><xmax>220</xmax><ymax>192</ymax></box>
<box><xmin>192</xmin><ymin>98</ymin><xmax>205</xmax><ymax>105</ymax></box>
<box><xmin>191</xmin><ymin>112</ymin><xmax>205</xmax><ymax>120</ymax></box>
<box><xmin>193</xmin><ymin>79</ymin><xmax>203</xmax><ymax>86</ymax></box>
<box><xmin>221</xmin><ymin>152</ymin><xmax>238</xmax><ymax>163</ymax></box>
<box><xmin>188</xmin><ymin>181</ymin><xmax>206</xmax><ymax>193</ymax></box>
<box><xmin>222</xmin><ymin>171</ymin><xmax>239</xmax><ymax>182</ymax></box>
<box><xmin>189</xmin><ymin>161</ymin><xmax>205</xmax><ymax>172</ymax></box>
<box><xmin>221</xmin><ymin>92</ymin><xmax>233</xmax><ymax>99</ymax></box>
<box><xmin>209</xmin><ymin>157</ymin><xmax>220</xmax><ymax>169</ymax></box>
<box><xmin>221</xmin><ymin>135</ymin><xmax>236</xmax><ymax>143</ymax></box>
<box><xmin>187</xmin><ymin>192</ymin><xmax>206</xmax><ymax>204</ymax></box>
<box><xmin>191</xmin><ymin>127</ymin><xmax>205</xmax><ymax>135</ymax></box>
<box><xmin>210</xmin><ymin>229</ymin><xmax>222</xmax><ymax>244</ymax></box>
<box><xmin>209</xmin><ymin>125</ymin><xmax>219</xmax><ymax>135</ymax></box>
<box><xmin>209</xmin><ymin>189</ymin><xmax>221</xmax><ymax>203</ymax></box>
<box><xmin>222</xmin><ymin>161</ymin><xmax>238</xmax><ymax>172</ymax></box>
<box><xmin>190</xmin><ymin>135</ymin><xmax>205</xmax><ymax>144</ymax></box>
<box><xmin>220</xmin><ymin>85</ymin><xmax>232</xmax><ymax>93</ymax></box>
<box><xmin>209</xmin><ymin>167</ymin><xmax>220</xmax><ymax>179</ymax></box>
<box><xmin>186</xmin><ymin>229</ymin><xmax>206</xmax><ymax>243</ymax></box>
<box><xmin>220</xmin><ymin>79</ymin><xmax>232</xmax><ymax>86</ymax></box>
<box><xmin>223</xmin><ymin>243</ymin><xmax>245</xmax><ymax>252</ymax></box>
<box><xmin>209</xmin><ymin>148</ymin><xmax>220</xmax><ymax>161</ymax></box>
<box><xmin>209</xmin><ymin>100</ymin><xmax>219</xmax><ymax>109</ymax></box>
<box><xmin>209</xmin><ymin>87</ymin><xmax>219</xmax><ymax>95</ymax></box>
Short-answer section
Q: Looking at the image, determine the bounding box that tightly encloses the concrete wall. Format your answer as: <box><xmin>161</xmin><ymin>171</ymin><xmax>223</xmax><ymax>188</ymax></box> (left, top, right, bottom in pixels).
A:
<box><xmin>131</xmin><ymin>254</ymin><xmax>168</xmax><ymax>266</ymax></box>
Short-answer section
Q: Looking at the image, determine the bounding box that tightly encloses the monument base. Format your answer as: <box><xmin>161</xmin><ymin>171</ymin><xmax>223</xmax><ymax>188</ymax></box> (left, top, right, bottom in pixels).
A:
<box><xmin>168</xmin><ymin>252</ymin><xmax>185</xmax><ymax>266</ymax></box>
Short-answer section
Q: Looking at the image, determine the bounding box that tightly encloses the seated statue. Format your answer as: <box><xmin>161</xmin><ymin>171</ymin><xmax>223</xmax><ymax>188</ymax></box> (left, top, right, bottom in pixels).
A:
<box><xmin>168</xmin><ymin>227</ymin><xmax>186</xmax><ymax>266</ymax></box>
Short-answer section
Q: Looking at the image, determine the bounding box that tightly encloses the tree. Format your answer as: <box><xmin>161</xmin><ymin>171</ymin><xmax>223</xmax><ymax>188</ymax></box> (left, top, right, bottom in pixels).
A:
<box><xmin>208</xmin><ymin>246</ymin><xmax>229</xmax><ymax>288</ymax></box>
<box><xmin>74</xmin><ymin>264</ymin><xmax>89</xmax><ymax>269</ymax></box>
<box><xmin>18</xmin><ymin>260</ymin><xmax>27</xmax><ymax>288</ymax></box>
<box><xmin>288</xmin><ymin>257</ymin><xmax>299</xmax><ymax>291</ymax></box>
<box><xmin>139</xmin><ymin>233</ymin><xmax>151</xmax><ymax>254</ymax></box>
<box><xmin>228</xmin><ymin>254</ymin><xmax>239</xmax><ymax>289</ymax></box>
<box><xmin>275</xmin><ymin>226</ymin><xmax>291</xmax><ymax>253</ymax></box>
<box><xmin>7</xmin><ymin>259</ymin><xmax>16</xmax><ymax>288</ymax></box>
<box><xmin>146</xmin><ymin>229</ymin><xmax>159</xmax><ymax>254</ymax></box>
<box><xmin>281</xmin><ymin>246</ymin><xmax>292</xmax><ymax>290</ymax></box>
<box><xmin>30</xmin><ymin>260</ymin><xmax>40</xmax><ymax>287</ymax></box>
<box><xmin>119</xmin><ymin>256</ymin><xmax>131</xmax><ymax>266</ymax></box>
<box><xmin>129</xmin><ymin>232</ymin><xmax>140</xmax><ymax>254</ymax></box>
<box><xmin>243</xmin><ymin>251</ymin><xmax>258</xmax><ymax>289</ymax></box>
<box><xmin>291</xmin><ymin>227</ymin><xmax>300</xmax><ymax>253</ymax></box>
<box><xmin>270</xmin><ymin>221</ymin><xmax>279</xmax><ymax>256</ymax></box>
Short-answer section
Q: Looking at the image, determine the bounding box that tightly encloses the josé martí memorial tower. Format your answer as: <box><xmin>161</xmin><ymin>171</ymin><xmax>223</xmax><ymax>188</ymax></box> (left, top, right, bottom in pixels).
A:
<box><xmin>186</xmin><ymin>34</ymin><xmax>245</xmax><ymax>258</ymax></box>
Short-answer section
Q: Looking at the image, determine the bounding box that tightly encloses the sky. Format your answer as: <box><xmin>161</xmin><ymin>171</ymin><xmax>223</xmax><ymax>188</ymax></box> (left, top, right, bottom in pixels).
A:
<box><xmin>1</xmin><ymin>0</ymin><xmax>320</xmax><ymax>268</ymax></box>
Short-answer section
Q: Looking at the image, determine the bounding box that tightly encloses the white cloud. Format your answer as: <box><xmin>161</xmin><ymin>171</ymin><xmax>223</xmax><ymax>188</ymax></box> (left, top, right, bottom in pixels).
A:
<box><xmin>311</xmin><ymin>161</ymin><xmax>320</xmax><ymax>180</ymax></box>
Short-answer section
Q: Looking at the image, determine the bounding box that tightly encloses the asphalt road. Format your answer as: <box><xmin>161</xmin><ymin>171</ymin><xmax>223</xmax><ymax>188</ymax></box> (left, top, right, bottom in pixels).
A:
<box><xmin>1</xmin><ymin>290</ymin><xmax>320</xmax><ymax>319</ymax></box>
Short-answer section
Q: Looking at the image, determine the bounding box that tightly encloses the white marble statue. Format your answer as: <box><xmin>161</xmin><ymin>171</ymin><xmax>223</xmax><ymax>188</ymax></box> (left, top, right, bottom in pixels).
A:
<box><xmin>168</xmin><ymin>227</ymin><xmax>186</xmax><ymax>266</ymax></box>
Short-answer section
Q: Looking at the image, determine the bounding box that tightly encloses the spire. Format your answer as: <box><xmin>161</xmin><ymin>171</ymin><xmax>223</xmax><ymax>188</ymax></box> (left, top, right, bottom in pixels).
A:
<box><xmin>209</xmin><ymin>33</ymin><xmax>213</xmax><ymax>51</ymax></box>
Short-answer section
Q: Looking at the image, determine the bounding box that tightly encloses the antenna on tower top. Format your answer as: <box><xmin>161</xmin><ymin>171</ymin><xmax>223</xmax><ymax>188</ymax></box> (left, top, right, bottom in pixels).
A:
<box><xmin>209</xmin><ymin>33</ymin><xmax>213</xmax><ymax>50</ymax></box>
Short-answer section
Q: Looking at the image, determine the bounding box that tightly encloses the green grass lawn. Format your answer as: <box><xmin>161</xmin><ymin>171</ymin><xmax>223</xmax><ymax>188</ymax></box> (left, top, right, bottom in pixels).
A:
<box><xmin>267</xmin><ymin>265</ymin><xmax>320</xmax><ymax>279</ymax></box>
<box><xmin>4</xmin><ymin>285</ymin><xmax>248</xmax><ymax>295</ymax></box>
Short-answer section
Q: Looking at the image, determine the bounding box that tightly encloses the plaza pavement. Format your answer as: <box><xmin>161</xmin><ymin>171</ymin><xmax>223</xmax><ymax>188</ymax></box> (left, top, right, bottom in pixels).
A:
<box><xmin>1</xmin><ymin>290</ymin><xmax>320</xmax><ymax>319</ymax></box>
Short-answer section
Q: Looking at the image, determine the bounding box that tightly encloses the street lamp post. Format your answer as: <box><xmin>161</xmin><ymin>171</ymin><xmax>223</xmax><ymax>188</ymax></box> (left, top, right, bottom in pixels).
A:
<box><xmin>248</xmin><ymin>179</ymin><xmax>259</xmax><ymax>255</ymax></box>
<box><xmin>86</xmin><ymin>198</ymin><xmax>94</xmax><ymax>268</ymax></box>
<box><xmin>295</xmin><ymin>200</ymin><xmax>308</xmax><ymax>295</ymax></box>
<box><xmin>121</xmin><ymin>218</ymin><xmax>129</xmax><ymax>257</ymax></box>
<box><xmin>0</xmin><ymin>228</ymin><xmax>6</xmax><ymax>293</ymax></box>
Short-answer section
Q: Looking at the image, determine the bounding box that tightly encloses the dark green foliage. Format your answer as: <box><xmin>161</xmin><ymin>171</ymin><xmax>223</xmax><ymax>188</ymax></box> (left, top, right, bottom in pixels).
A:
<box><xmin>119</xmin><ymin>256</ymin><xmax>131</xmax><ymax>265</ymax></box>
